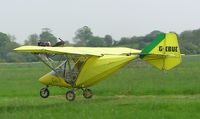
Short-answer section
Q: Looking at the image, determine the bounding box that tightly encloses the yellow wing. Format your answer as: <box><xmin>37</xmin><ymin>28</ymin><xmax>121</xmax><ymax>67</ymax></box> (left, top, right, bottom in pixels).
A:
<box><xmin>14</xmin><ymin>46</ymin><xmax>141</xmax><ymax>56</ymax></box>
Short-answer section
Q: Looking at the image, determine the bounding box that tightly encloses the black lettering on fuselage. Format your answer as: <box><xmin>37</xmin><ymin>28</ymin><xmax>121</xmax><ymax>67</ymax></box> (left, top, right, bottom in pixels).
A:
<box><xmin>159</xmin><ymin>46</ymin><xmax>163</xmax><ymax>51</ymax></box>
<box><xmin>158</xmin><ymin>46</ymin><xmax>178</xmax><ymax>52</ymax></box>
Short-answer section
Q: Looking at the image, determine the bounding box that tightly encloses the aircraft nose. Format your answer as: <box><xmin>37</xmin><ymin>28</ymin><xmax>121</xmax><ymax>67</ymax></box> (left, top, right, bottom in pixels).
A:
<box><xmin>39</xmin><ymin>74</ymin><xmax>52</xmax><ymax>85</ymax></box>
<box><xmin>38</xmin><ymin>71</ymin><xmax>71</xmax><ymax>87</ymax></box>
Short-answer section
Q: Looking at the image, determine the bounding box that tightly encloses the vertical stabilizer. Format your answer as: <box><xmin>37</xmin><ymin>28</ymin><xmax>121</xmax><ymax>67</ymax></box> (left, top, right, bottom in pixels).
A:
<box><xmin>140</xmin><ymin>33</ymin><xmax>181</xmax><ymax>70</ymax></box>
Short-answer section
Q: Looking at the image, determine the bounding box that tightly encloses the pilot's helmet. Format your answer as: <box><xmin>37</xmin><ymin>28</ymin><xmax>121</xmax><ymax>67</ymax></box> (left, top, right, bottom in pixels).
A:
<box><xmin>46</xmin><ymin>42</ymin><xmax>51</xmax><ymax>46</ymax></box>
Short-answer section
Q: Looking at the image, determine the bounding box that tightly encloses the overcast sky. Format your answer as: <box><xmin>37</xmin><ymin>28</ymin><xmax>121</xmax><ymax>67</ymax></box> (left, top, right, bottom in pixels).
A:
<box><xmin>0</xmin><ymin>0</ymin><xmax>199</xmax><ymax>44</ymax></box>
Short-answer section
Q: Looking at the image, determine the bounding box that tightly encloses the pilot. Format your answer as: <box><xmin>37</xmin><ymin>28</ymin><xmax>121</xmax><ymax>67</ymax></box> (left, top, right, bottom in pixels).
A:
<box><xmin>38</xmin><ymin>41</ymin><xmax>51</xmax><ymax>47</ymax></box>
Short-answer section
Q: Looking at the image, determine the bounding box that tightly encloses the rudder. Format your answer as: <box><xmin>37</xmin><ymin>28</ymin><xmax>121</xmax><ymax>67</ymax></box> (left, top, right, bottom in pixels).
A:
<box><xmin>140</xmin><ymin>33</ymin><xmax>181</xmax><ymax>70</ymax></box>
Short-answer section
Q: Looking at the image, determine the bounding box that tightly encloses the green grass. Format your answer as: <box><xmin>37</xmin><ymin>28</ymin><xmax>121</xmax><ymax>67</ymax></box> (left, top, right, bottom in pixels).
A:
<box><xmin>0</xmin><ymin>56</ymin><xmax>200</xmax><ymax>119</ymax></box>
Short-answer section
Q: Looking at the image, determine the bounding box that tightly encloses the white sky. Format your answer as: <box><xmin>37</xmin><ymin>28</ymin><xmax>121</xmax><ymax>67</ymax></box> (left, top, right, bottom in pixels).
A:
<box><xmin>0</xmin><ymin>0</ymin><xmax>199</xmax><ymax>44</ymax></box>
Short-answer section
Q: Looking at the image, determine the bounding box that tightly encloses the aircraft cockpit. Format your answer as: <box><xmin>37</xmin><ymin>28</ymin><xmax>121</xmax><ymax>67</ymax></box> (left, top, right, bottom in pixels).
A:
<box><xmin>36</xmin><ymin>53</ymin><xmax>87</xmax><ymax>85</ymax></box>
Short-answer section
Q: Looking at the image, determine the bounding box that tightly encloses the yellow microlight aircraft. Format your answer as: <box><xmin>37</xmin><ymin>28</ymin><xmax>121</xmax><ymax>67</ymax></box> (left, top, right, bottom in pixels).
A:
<box><xmin>14</xmin><ymin>33</ymin><xmax>181</xmax><ymax>101</ymax></box>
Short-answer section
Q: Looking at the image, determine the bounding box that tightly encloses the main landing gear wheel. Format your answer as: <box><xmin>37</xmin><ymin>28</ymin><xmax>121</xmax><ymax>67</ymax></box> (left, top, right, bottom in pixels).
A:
<box><xmin>40</xmin><ymin>87</ymin><xmax>49</xmax><ymax>98</ymax></box>
<box><xmin>83</xmin><ymin>89</ymin><xmax>93</xmax><ymax>99</ymax></box>
<box><xmin>66</xmin><ymin>91</ymin><xmax>76</xmax><ymax>101</ymax></box>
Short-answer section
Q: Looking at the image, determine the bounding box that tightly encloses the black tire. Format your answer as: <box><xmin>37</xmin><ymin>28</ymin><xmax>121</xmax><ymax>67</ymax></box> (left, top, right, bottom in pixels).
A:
<box><xmin>66</xmin><ymin>91</ymin><xmax>76</xmax><ymax>101</ymax></box>
<box><xmin>40</xmin><ymin>88</ymin><xmax>49</xmax><ymax>98</ymax></box>
<box><xmin>83</xmin><ymin>89</ymin><xmax>93</xmax><ymax>99</ymax></box>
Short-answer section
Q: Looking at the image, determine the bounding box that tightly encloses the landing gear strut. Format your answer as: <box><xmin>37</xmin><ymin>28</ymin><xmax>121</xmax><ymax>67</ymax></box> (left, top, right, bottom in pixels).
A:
<box><xmin>40</xmin><ymin>87</ymin><xmax>49</xmax><ymax>98</ymax></box>
<box><xmin>83</xmin><ymin>89</ymin><xmax>93</xmax><ymax>99</ymax></box>
<box><xmin>66</xmin><ymin>90</ymin><xmax>76</xmax><ymax>101</ymax></box>
<box><xmin>40</xmin><ymin>87</ymin><xmax>93</xmax><ymax>101</ymax></box>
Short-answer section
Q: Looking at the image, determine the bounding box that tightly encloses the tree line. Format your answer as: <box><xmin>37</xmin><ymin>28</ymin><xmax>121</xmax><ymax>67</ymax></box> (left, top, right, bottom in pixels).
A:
<box><xmin>0</xmin><ymin>26</ymin><xmax>200</xmax><ymax>62</ymax></box>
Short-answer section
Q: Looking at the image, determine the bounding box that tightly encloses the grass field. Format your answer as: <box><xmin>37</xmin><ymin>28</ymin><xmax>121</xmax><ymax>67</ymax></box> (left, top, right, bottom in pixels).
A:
<box><xmin>0</xmin><ymin>56</ymin><xmax>200</xmax><ymax>119</ymax></box>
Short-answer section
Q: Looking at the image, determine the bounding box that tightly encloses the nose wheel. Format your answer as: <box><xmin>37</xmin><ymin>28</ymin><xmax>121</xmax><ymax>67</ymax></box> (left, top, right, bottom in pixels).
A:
<box><xmin>40</xmin><ymin>87</ymin><xmax>49</xmax><ymax>98</ymax></box>
<box><xmin>83</xmin><ymin>89</ymin><xmax>93</xmax><ymax>99</ymax></box>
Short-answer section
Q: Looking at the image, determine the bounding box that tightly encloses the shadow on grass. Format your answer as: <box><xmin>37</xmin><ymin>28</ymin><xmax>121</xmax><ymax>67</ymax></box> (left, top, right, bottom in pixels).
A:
<box><xmin>0</xmin><ymin>102</ymin><xmax>67</xmax><ymax>113</ymax></box>
<box><xmin>0</xmin><ymin>96</ymin><xmax>122</xmax><ymax>113</ymax></box>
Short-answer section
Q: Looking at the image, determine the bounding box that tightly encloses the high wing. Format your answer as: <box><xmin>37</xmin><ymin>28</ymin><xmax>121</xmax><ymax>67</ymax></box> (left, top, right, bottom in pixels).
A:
<box><xmin>14</xmin><ymin>46</ymin><xmax>141</xmax><ymax>56</ymax></box>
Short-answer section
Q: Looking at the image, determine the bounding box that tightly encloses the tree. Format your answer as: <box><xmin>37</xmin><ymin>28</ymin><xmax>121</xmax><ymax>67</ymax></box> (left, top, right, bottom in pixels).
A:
<box><xmin>143</xmin><ymin>30</ymin><xmax>162</xmax><ymax>42</ymax></box>
<box><xmin>104</xmin><ymin>35</ymin><xmax>113</xmax><ymax>46</ymax></box>
<box><xmin>8</xmin><ymin>34</ymin><xmax>16</xmax><ymax>42</ymax></box>
<box><xmin>179</xmin><ymin>29</ymin><xmax>200</xmax><ymax>54</ymax></box>
<box><xmin>73</xmin><ymin>26</ymin><xmax>93</xmax><ymax>46</ymax></box>
<box><xmin>87</xmin><ymin>36</ymin><xmax>105</xmax><ymax>47</ymax></box>
<box><xmin>118</xmin><ymin>37</ymin><xmax>131</xmax><ymax>45</ymax></box>
<box><xmin>0</xmin><ymin>32</ymin><xmax>22</xmax><ymax>62</ymax></box>
<box><xmin>64</xmin><ymin>40</ymin><xmax>70</xmax><ymax>46</ymax></box>
<box><xmin>40</xmin><ymin>28</ymin><xmax>57</xmax><ymax>45</ymax></box>
<box><xmin>0</xmin><ymin>32</ymin><xmax>11</xmax><ymax>60</ymax></box>
<box><xmin>6</xmin><ymin>52</ymin><xmax>23</xmax><ymax>62</ymax></box>
<box><xmin>0</xmin><ymin>32</ymin><xmax>10</xmax><ymax>46</ymax></box>
<box><xmin>24</xmin><ymin>34</ymin><xmax>39</xmax><ymax>45</ymax></box>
